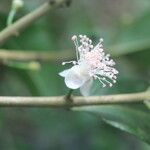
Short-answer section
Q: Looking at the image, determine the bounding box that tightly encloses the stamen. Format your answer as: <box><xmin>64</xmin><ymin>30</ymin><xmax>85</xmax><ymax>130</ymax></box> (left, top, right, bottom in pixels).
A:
<box><xmin>102</xmin><ymin>78</ymin><xmax>113</xmax><ymax>87</ymax></box>
<box><xmin>79</xmin><ymin>35</ymin><xmax>83</xmax><ymax>38</ymax></box>
<box><xmin>99</xmin><ymin>38</ymin><xmax>103</xmax><ymax>43</ymax></box>
<box><xmin>69</xmin><ymin>34</ymin><xmax>118</xmax><ymax>88</ymax></box>
<box><xmin>94</xmin><ymin>75</ymin><xmax>106</xmax><ymax>87</ymax></box>
<box><xmin>90</xmin><ymin>45</ymin><xmax>93</xmax><ymax>49</ymax></box>
<box><xmin>89</xmin><ymin>39</ymin><xmax>92</xmax><ymax>43</ymax></box>
<box><xmin>62</xmin><ymin>61</ymin><xmax>77</xmax><ymax>65</ymax></box>
<box><xmin>71</xmin><ymin>35</ymin><xmax>77</xmax><ymax>41</ymax></box>
<box><xmin>71</xmin><ymin>35</ymin><xmax>79</xmax><ymax>61</ymax></box>
<box><xmin>113</xmin><ymin>80</ymin><xmax>116</xmax><ymax>83</ymax></box>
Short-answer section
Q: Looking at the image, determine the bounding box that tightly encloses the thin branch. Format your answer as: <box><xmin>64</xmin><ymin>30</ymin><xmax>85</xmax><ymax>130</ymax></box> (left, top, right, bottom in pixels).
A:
<box><xmin>0</xmin><ymin>49</ymin><xmax>73</xmax><ymax>62</ymax></box>
<box><xmin>0</xmin><ymin>91</ymin><xmax>149</xmax><ymax>107</ymax></box>
<box><xmin>0</xmin><ymin>37</ymin><xmax>149</xmax><ymax>61</ymax></box>
<box><xmin>0</xmin><ymin>0</ymin><xmax>68</xmax><ymax>45</ymax></box>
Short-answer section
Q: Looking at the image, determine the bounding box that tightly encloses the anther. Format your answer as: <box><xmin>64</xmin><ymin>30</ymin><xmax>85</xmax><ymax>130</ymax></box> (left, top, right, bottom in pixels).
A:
<box><xmin>71</xmin><ymin>35</ymin><xmax>77</xmax><ymax>41</ymax></box>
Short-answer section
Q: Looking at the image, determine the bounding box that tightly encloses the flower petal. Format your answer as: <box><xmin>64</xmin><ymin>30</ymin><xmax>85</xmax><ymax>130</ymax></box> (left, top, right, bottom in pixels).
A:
<box><xmin>59</xmin><ymin>69</ymin><xmax>70</xmax><ymax>77</ymax></box>
<box><xmin>65</xmin><ymin>65</ymin><xmax>89</xmax><ymax>89</ymax></box>
<box><xmin>80</xmin><ymin>78</ymin><xmax>93</xmax><ymax>96</ymax></box>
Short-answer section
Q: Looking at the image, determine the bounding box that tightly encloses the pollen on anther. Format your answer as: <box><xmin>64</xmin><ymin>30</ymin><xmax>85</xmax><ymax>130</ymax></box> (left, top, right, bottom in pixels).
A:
<box><xmin>100</xmin><ymin>38</ymin><xmax>103</xmax><ymax>42</ymax></box>
<box><xmin>71</xmin><ymin>35</ymin><xmax>77</xmax><ymax>41</ymax></box>
<box><xmin>62</xmin><ymin>62</ymin><xmax>65</xmax><ymax>65</ymax></box>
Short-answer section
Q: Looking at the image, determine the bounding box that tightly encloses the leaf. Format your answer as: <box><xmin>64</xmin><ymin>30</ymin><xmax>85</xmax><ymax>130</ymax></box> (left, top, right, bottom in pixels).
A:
<box><xmin>73</xmin><ymin>104</ymin><xmax>150</xmax><ymax>144</ymax></box>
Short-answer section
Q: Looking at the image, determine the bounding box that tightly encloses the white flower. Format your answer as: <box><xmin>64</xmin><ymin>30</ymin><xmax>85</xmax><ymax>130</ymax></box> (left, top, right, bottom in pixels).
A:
<box><xmin>59</xmin><ymin>35</ymin><xmax>119</xmax><ymax>96</ymax></box>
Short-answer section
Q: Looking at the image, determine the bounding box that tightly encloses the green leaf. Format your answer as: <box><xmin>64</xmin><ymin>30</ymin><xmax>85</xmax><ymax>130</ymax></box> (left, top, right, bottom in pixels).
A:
<box><xmin>73</xmin><ymin>104</ymin><xmax>150</xmax><ymax>144</ymax></box>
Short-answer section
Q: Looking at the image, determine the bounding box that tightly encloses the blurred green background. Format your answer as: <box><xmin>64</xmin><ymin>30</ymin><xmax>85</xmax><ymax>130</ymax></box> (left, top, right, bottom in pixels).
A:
<box><xmin>0</xmin><ymin>0</ymin><xmax>150</xmax><ymax>149</ymax></box>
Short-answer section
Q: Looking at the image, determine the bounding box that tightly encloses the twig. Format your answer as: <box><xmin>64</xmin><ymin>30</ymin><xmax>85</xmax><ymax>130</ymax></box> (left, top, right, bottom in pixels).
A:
<box><xmin>0</xmin><ymin>37</ymin><xmax>149</xmax><ymax>62</ymax></box>
<box><xmin>0</xmin><ymin>49</ymin><xmax>73</xmax><ymax>62</ymax></box>
<box><xmin>0</xmin><ymin>0</ymin><xmax>68</xmax><ymax>45</ymax></box>
<box><xmin>3</xmin><ymin>60</ymin><xmax>41</xmax><ymax>70</ymax></box>
<box><xmin>0</xmin><ymin>91</ymin><xmax>149</xmax><ymax>107</ymax></box>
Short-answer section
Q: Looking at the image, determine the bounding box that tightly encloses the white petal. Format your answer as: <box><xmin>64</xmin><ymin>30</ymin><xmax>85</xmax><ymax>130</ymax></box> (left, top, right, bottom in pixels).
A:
<box><xmin>59</xmin><ymin>69</ymin><xmax>70</xmax><ymax>77</ymax></box>
<box><xmin>80</xmin><ymin>78</ymin><xmax>93</xmax><ymax>96</ymax></box>
<box><xmin>65</xmin><ymin>65</ymin><xmax>90</xmax><ymax>89</ymax></box>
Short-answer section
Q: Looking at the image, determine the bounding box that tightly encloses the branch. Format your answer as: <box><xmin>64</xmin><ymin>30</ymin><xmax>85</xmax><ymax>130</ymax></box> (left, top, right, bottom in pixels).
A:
<box><xmin>0</xmin><ymin>38</ymin><xmax>149</xmax><ymax>62</ymax></box>
<box><xmin>0</xmin><ymin>0</ymin><xmax>68</xmax><ymax>45</ymax></box>
<box><xmin>0</xmin><ymin>91</ymin><xmax>149</xmax><ymax>107</ymax></box>
<box><xmin>0</xmin><ymin>49</ymin><xmax>73</xmax><ymax>61</ymax></box>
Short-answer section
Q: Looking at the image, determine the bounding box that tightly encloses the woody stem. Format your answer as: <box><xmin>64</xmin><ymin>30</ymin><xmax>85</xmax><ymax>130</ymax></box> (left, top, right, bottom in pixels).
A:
<box><xmin>0</xmin><ymin>91</ymin><xmax>149</xmax><ymax>107</ymax></box>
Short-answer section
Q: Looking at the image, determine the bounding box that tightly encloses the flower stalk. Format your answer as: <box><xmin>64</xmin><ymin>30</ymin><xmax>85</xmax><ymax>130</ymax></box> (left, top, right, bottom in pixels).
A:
<box><xmin>66</xmin><ymin>89</ymin><xmax>74</xmax><ymax>100</ymax></box>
